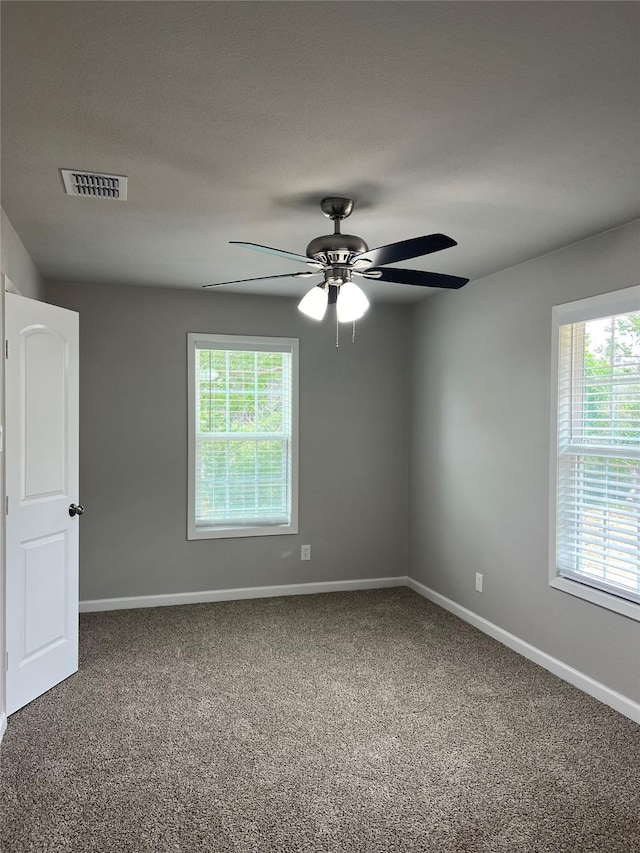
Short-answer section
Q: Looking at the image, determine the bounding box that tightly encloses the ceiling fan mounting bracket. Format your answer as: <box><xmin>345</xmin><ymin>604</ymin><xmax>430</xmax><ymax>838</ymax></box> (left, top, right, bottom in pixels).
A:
<box><xmin>320</xmin><ymin>197</ymin><xmax>354</xmax><ymax>220</ymax></box>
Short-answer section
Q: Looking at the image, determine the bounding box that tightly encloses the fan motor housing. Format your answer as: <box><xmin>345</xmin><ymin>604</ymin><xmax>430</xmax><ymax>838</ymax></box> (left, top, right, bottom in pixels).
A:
<box><xmin>306</xmin><ymin>232</ymin><xmax>369</xmax><ymax>261</ymax></box>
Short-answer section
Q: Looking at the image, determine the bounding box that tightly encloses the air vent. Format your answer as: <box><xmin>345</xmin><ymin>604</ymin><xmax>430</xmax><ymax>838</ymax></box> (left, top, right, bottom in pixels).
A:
<box><xmin>61</xmin><ymin>169</ymin><xmax>127</xmax><ymax>200</ymax></box>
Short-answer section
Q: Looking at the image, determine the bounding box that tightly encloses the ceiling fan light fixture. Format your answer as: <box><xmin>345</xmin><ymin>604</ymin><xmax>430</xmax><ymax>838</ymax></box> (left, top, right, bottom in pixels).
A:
<box><xmin>336</xmin><ymin>282</ymin><xmax>369</xmax><ymax>323</ymax></box>
<box><xmin>298</xmin><ymin>284</ymin><xmax>328</xmax><ymax>321</ymax></box>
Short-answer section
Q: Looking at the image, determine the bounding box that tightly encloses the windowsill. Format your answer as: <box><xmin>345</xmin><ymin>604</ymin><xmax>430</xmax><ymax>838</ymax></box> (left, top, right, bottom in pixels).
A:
<box><xmin>188</xmin><ymin>523</ymin><xmax>298</xmax><ymax>541</ymax></box>
<box><xmin>550</xmin><ymin>575</ymin><xmax>640</xmax><ymax>622</ymax></box>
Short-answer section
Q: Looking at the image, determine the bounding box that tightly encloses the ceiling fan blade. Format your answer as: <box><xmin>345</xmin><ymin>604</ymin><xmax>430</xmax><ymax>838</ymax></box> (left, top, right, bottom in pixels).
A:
<box><xmin>365</xmin><ymin>267</ymin><xmax>469</xmax><ymax>289</ymax></box>
<box><xmin>354</xmin><ymin>234</ymin><xmax>457</xmax><ymax>268</ymax></box>
<box><xmin>203</xmin><ymin>271</ymin><xmax>318</xmax><ymax>289</ymax></box>
<box><xmin>230</xmin><ymin>241</ymin><xmax>314</xmax><ymax>265</ymax></box>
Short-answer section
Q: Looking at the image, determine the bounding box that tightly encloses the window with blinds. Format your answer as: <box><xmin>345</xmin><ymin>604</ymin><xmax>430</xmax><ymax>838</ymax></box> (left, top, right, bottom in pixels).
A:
<box><xmin>551</xmin><ymin>287</ymin><xmax>639</xmax><ymax>618</ymax></box>
<box><xmin>187</xmin><ymin>334</ymin><xmax>298</xmax><ymax>539</ymax></box>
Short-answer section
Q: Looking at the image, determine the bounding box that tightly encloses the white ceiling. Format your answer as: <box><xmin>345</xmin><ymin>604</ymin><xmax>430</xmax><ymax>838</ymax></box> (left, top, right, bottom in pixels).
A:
<box><xmin>1</xmin><ymin>2</ymin><xmax>638</xmax><ymax>303</ymax></box>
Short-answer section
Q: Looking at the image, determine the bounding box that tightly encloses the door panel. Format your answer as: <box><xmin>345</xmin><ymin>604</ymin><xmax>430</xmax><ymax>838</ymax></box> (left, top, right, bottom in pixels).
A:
<box><xmin>23</xmin><ymin>532</ymin><xmax>67</xmax><ymax>658</ymax></box>
<box><xmin>24</xmin><ymin>329</ymin><xmax>67</xmax><ymax>498</ymax></box>
<box><xmin>5</xmin><ymin>292</ymin><xmax>79</xmax><ymax>715</ymax></box>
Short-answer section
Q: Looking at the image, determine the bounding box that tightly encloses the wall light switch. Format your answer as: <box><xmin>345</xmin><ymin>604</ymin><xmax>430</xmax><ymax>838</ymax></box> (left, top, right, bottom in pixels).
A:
<box><xmin>475</xmin><ymin>572</ymin><xmax>483</xmax><ymax>593</ymax></box>
<box><xmin>301</xmin><ymin>545</ymin><xmax>311</xmax><ymax>561</ymax></box>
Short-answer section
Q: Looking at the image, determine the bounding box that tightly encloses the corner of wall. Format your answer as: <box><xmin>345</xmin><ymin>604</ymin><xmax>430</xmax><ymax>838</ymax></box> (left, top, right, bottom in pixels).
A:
<box><xmin>1</xmin><ymin>208</ymin><xmax>45</xmax><ymax>302</ymax></box>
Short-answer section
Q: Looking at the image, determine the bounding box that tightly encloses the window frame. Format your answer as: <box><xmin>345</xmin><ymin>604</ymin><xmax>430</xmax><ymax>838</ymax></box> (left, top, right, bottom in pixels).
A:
<box><xmin>187</xmin><ymin>332</ymin><xmax>299</xmax><ymax>540</ymax></box>
<box><xmin>549</xmin><ymin>285</ymin><xmax>640</xmax><ymax>622</ymax></box>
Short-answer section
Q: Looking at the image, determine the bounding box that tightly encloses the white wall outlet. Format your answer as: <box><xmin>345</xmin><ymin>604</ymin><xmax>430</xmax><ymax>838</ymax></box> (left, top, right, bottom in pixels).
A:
<box><xmin>475</xmin><ymin>572</ymin><xmax>483</xmax><ymax>593</ymax></box>
<box><xmin>301</xmin><ymin>544</ymin><xmax>311</xmax><ymax>561</ymax></box>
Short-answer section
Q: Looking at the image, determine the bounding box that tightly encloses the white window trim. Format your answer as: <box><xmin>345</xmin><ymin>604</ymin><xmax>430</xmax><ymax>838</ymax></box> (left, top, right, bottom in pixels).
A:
<box><xmin>187</xmin><ymin>332</ymin><xmax>299</xmax><ymax>540</ymax></box>
<box><xmin>549</xmin><ymin>285</ymin><xmax>640</xmax><ymax>622</ymax></box>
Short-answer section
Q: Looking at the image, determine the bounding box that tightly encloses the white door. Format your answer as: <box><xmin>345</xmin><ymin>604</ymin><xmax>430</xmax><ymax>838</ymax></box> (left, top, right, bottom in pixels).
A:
<box><xmin>5</xmin><ymin>292</ymin><xmax>80</xmax><ymax>715</ymax></box>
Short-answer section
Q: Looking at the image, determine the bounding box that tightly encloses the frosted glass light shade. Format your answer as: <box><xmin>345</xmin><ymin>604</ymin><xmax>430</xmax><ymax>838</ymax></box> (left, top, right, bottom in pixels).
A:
<box><xmin>298</xmin><ymin>285</ymin><xmax>328</xmax><ymax>320</ymax></box>
<box><xmin>336</xmin><ymin>282</ymin><xmax>369</xmax><ymax>323</ymax></box>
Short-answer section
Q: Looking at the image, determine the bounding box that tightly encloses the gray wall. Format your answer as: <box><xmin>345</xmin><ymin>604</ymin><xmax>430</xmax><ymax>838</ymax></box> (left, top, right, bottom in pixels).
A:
<box><xmin>409</xmin><ymin>220</ymin><xmax>640</xmax><ymax>702</ymax></box>
<box><xmin>45</xmin><ymin>282</ymin><xmax>410</xmax><ymax>601</ymax></box>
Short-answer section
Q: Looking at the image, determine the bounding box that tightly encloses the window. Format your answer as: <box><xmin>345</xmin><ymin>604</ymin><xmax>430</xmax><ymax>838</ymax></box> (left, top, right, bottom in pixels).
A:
<box><xmin>550</xmin><ymin>286</ymin><xmax>640</xmax><ymax>620</ymax></box>
<box><xmin>187</xmin><ymin>333</ymin><xmax>298</xmax><ymax>539</ymax></box>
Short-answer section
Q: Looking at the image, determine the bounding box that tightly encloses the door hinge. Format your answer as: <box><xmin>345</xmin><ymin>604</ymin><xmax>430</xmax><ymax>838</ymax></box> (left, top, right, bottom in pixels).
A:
<box><xmin>5</xmin><ymin>651</ymin><xmax>8</xmax><ymax>672</ymax></box>
<box><xmin>5</xmin><ymin>495</ymin><xmax>8</xmax><ymax>516</ymax></box>
<box><xmin>4</xmin><ymin>340</ymin><xmax>8</xmax><ymax>359</ymax></box>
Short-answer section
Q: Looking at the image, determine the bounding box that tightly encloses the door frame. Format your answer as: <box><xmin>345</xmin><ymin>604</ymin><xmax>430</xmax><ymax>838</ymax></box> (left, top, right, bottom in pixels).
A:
<box><xmin>0</xmin><ymin>274</ymin><xmax>17</xmax><ymax>739</ymax></box>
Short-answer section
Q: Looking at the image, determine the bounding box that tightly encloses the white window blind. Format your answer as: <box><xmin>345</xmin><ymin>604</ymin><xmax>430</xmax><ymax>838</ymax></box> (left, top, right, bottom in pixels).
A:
<box><xmin>554</xmin><ymin>302</ymin><xmax>640</xmax><ymax>607</ymax></box>
<box><xmin>187</xmin><ymin>334</ymin><xmax>298</xmax><ymax>539</ymax></box>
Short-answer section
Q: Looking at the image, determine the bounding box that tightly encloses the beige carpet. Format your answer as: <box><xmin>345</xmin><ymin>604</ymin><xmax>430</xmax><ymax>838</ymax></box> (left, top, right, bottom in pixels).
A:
<box><xmin>1</xmin><ymin>588</ymin><xmax>638</xmax><ymax>852</ymax></box>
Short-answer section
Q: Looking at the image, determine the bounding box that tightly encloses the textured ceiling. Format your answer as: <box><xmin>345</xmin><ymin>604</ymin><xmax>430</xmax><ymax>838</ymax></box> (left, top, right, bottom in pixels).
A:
<box><xmin>1</xmin><ymin>1</ymin><xmax>639</xmax><ymax>303</ymax></box>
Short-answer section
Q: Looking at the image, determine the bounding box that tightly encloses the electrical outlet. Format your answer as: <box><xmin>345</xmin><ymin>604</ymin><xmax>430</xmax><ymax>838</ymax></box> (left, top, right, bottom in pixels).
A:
<box><xmin>475</xmin><ymin>572</ymin><xmax>483</xmax><ymax>593</ymax></box>
<box><xmin>301</xmin><ymin>544</ymin><xmax>311</xmax><ymax>561</ymax></box>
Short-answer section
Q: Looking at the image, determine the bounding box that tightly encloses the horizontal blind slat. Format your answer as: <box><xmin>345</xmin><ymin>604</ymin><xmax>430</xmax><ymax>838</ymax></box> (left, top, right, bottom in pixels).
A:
<box><xmin>558</xmin><ymin>541</ymin><xmax>640</xmax><ymax>571</ymax></box>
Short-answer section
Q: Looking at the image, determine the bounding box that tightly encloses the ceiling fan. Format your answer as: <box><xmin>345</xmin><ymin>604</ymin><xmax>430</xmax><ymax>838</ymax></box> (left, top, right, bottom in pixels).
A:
<box><xmin>203</xmin><ymin>197</ymin><xmax>469</xmax><ymax>322</ymax></box>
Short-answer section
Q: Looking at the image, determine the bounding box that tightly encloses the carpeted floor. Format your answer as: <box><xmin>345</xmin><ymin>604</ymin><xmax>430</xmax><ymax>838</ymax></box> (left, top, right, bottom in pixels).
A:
<box><xmin>1</xmin><ymin>588</ymin><xmax>638</xmax><ymax>852</ymax></box>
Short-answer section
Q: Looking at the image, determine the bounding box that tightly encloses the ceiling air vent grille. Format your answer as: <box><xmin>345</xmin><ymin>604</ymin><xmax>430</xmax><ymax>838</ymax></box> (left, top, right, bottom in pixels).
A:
<box><xmin>61</xmin><ymin>169</ymin><xmax>127</xmax><ymax>200</ymax></box>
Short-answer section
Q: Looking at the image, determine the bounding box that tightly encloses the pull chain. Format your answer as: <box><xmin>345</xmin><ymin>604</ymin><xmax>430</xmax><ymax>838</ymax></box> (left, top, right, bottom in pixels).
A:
<box><xmin>352</xmin><ymin>320</ymin><xmax>357</xmax><ymax>343</ymax></box>
<box><xmin>336</xmin><ymin>308</ymin><xmax>340</xmax><ymax>351</ymax></box>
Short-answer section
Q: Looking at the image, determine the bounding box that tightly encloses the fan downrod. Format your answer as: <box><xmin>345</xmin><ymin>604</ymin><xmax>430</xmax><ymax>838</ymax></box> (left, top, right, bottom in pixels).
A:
<box><xmin>306</xmin><ymin>197</ymin><xmax>368</xmax><ymax>260</ymax></box>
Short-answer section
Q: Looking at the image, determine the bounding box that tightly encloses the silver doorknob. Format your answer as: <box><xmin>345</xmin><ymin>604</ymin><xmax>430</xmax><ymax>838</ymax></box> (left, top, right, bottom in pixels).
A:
<box><xmin>69</xmin><ymin>503</ymin><xmax>85</xmax><ymax>517</ymax></box>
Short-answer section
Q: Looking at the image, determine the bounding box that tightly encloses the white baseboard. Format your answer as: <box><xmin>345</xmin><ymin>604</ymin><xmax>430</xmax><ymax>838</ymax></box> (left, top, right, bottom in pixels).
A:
<box><xmin>407</xmin><ymin>577</ymin><xmax>640</xmax><ymax>725</ymax></box>
<box><xmin>79</xmin><ymin>576</ymin><xmax>408</xmax><ymax>613</ymax></box>
<box><xmin>0</xmin><ymin>711</ymin><xmax>7</xmax><ymax>744</ymax></box>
